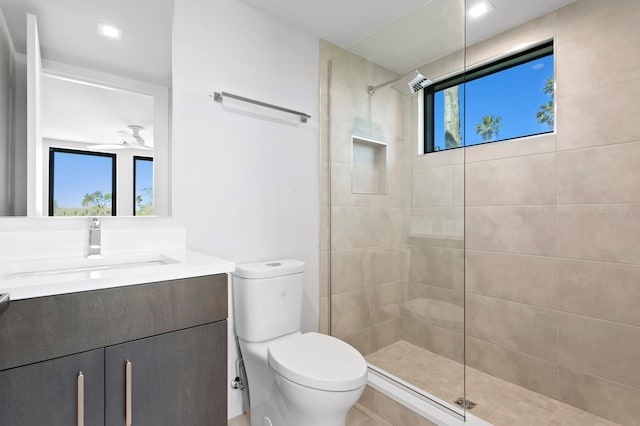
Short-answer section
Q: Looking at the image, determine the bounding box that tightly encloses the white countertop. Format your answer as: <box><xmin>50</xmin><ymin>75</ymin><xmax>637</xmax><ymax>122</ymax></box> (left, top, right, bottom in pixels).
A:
<box><xmin>0</xmin><ymin>250</ymin><xmax>235</xmax><ymax>301</ymax></box>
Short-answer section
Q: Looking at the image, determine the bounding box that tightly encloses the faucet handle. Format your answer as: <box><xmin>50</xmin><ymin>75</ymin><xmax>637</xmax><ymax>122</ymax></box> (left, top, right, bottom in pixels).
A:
<box><xmin>91</xmin><ymin>217</ymin><xmax>101</xmax><ymax>227</ymax></box>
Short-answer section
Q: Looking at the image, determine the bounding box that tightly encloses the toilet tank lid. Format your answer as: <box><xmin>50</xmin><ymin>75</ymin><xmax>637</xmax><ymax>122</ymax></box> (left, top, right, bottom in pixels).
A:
<box><xmin>234</xmin><ymin>259</ymin><xmax>305</xmax><ymax>279</ymax></box>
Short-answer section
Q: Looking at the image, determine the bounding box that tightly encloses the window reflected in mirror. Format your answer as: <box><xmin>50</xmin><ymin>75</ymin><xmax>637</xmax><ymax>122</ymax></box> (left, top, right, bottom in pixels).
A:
<box><xmin>133</xmin><ymin>156</ymin><xmax>153</xmax><ymax>216</ymax></box>
<box><xmin>49</xmin><ymin>148</ymin><xmax>116</xmax><ymax>216</ymax></box>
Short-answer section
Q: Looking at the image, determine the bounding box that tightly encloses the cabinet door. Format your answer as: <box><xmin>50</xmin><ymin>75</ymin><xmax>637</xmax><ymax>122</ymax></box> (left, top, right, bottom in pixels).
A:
<box><xmin>0</xmin><ymin>349</ymin><xmax>105</xmax><ymax>426</ymax></box>
<box><xmin>105</xmin><ymin>321</ymin><xmax>227</xmax><ymax>426</ymax></box>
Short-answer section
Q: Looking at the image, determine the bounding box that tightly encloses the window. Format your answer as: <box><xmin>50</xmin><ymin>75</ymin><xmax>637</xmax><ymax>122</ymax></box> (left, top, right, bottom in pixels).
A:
<box><xmin>49</xmin><ymin>148</ymin><xmax>116</xmax><ymax>216</ymax></box>
<box><xmin>425</xmin><ymin>41</ymin><xmax>554</xmax><ymax>153</ymax></box>
<box><xmin>133</xmin><ymin>156</ymin><xmax>153</xmax><ymax>216</ymax></box>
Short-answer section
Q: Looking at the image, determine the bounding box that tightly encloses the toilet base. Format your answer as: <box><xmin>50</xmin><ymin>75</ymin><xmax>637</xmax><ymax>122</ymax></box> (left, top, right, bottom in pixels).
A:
<box><xmin>270</xmin><ymin>374</ymin><xmax>365</xmax><ymax>426</ymax></box>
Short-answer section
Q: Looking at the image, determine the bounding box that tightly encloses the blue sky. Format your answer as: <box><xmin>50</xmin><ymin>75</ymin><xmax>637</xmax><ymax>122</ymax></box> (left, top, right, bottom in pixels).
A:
<box><xmin>135</xmin><ymin>158</ymin><xmax>154</xmax><ymax>200</ymax></box>
<box><xmin>52</xmin><ymin>152</ymin><xmax>114</xmax><ymax>208</ymax></box>
<box><xmin>433</xmin><ymin>54</ymin><xmax>554</xmax><ymax>150</ymax></box>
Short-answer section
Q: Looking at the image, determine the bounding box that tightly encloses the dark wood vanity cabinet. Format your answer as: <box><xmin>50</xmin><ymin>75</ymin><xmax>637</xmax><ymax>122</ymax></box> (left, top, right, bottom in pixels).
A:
<box><xmin>0</xmin><ymin>349</ymin><xmax>105</xmax><ymax>426</ymax></box>
<box><xmin>0</xmin><ymin>274</ymin><xmax>228</xmax><ymax>426</ymax></box>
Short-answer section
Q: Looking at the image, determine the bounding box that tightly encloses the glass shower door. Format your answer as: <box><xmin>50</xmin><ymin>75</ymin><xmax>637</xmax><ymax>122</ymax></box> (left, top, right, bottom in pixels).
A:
<box><xmin>325</xmin><ymin>0</ymin><xmax>467</xmax><ymax>419</ymax></box>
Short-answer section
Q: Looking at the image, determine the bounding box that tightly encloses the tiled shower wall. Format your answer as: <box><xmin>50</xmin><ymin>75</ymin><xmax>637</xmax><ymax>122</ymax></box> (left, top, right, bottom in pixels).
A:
<box><xmin>321</xmin><ymin>0</ymin><xmax>640</xmax><ymax>423</ymax></box>
<box><xmin>319</xmin><ymin>41</ymin><xmax>411</xmax><ymax>356</ymax></box>
<box><xmin>461</xmin><ymin>1</ymin><xmax>640</xmax><ymax>423</ymax></box>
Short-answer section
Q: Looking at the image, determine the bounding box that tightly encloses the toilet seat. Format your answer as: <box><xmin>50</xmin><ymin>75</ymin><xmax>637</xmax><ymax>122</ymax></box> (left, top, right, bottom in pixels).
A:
<box><xmin>268</xmin><ymin>332</ymin><xmax>367</xmax><ymax>392</ymax></box>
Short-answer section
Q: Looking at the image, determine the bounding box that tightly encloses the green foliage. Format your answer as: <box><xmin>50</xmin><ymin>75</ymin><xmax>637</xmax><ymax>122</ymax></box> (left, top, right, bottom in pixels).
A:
<box><xmin>475</xmin><ymin>115</ymin><xmax>503</xmax><ymax>142</ymax></box>
<box><xmin>135</xmin><ymin>187</ymin><xmax>154</xmax><ymax>216</ymax></box>
<box><xmin>53</xmin><ymin>190</ymin><xmax>112</xmax><ymax>216</ymax></box>
<box><xmin>537</xmin><ymin>76</ymin><xmax>554</xmax><ymax>129</ymax></box>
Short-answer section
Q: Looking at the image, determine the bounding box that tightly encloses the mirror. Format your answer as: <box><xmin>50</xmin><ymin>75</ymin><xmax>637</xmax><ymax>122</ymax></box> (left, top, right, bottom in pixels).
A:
<box><xmin>0</xmin><ymin>0</ymin><xmax>172</xmax><ymax>216</ymax></box>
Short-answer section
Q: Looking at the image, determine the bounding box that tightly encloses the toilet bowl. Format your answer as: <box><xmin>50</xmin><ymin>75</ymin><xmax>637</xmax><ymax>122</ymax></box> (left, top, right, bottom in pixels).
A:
<box><xmin>233</xmin><ymin>260</ymin><xmax>367</xmax><ymax>426</ymax></box>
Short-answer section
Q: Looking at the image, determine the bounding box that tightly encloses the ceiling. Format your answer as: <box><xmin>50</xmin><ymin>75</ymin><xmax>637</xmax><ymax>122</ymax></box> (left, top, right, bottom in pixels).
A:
<box><xmin>41</xmin><ymin>75</ymin><xmax>154</xmax><ymax>147</ymax></box>
<box><xmin>0</xmin><ymin>0</ymin><xmax>172</xmax><ymax>85</ymax></box>
<box><xmin>239</xmin><ymin>0</ymin><xmax>576</xmax><ymax>74</ymax></box>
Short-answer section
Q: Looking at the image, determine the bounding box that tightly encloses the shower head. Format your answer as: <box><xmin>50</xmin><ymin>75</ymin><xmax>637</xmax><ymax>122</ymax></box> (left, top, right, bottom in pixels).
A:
<box><xmin>368</xmin><ymin>71</ymin><xmax>432</xmax><ymax>96</ymax></box>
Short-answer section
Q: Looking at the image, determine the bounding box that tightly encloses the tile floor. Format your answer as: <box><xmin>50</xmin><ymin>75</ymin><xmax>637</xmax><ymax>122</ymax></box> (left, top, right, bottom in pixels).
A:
<box><xmin>366</xmin><ymin>340</ymin><xmax>622</xmax><ymax>426</ymax></box>
<box><xmin>228</xmin><ymin>402</ymin><xmax>391</xmax><ymax>426</ymax></box>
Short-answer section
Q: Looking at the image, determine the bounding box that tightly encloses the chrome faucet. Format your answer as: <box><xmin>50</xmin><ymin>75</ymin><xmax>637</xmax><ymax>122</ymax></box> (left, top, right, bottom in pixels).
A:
<box><xmin>88</xmin><ymin>217</ymin><xmax>102</xmax><ymax>258</ymax></box>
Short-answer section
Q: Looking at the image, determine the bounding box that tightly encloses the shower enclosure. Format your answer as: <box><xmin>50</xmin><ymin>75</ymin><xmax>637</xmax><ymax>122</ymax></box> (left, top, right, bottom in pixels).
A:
<box><xmin>322</xmin><ymin>0</ymin><xmax>640</xmax><ymax>424</ymax></box>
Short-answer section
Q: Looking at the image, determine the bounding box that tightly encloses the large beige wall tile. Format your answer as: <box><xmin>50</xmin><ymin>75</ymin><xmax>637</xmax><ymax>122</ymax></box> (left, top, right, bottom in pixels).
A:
<box><xmin>558</xmin><ymin>366</ymin><xmax>640</xmax><ymax>426</ymax></box>
<box><xmin>320</xmin><ymin>205</ymin><xmax>329</xmax><ymax>251</ymax></box>
<box><xmin>559</xmin><ymin>259</ymin><xmax>640</xmax><ymax>327</ymax></box>
<box><xmin>464</xmin><ymin>133</ymin><xmax>556</xmax><ymax>163</ymax></box>
<box><xmin>556</xmin><ymin>22</ymin><xmax>640</xmax><ymax>98</ymax></box>
<box><xmin>370</xmin><ymin>87</ymin><xmax>402</xmax><ymax>139</ymax></box>
<box><xmin>559</xmin><ymin>313</ymin><xmax>640</xmax><ymax>389</ymax></box>
<box><xmin>369</xmin><ymin>247</ymin><xmax>408</xmax><ymax>285</ymax></box>
<box><xmin>329</xmin><ymin>53</ymin><xmax>372</xmax><ymax>123</ymax></box>
<box><xmin>412</xmin><ymin>165</ymin><xmax>454</xmax><ymax>207</ymax></box>
<box><xmin>558</xmin><ymin>142</ymin><xmax>640</xmax><ymax>204</ymax></box>
<box><xmin>467</xmin><ymin>337</ymin><xmax>558</xmax><ymax>399</ymax></box>
<box><xmin>331</xmin><ymin>289</ymin><xmax>371</xmax><ymax>338</ymax></box>
<box><xmin>557</xmin><ymin>204</ymin><xmax>640</xmax><ymax>263</ymax></box>
<box><xmin>466</xmin><ymin>12</ymin><xmax>557</xmax><ymax>68</ymax></box>
<box><xmin>465</xmin><ymin>153</ymin><xmax>556</xmax><ymax>206</ymax></box>
<box><xmin>410</xmin><ymin>207</ymin><xmax>464</xmax><ymax>238</ymax></box>
<box><xmin>401</xmin><ymin>316</ymin><xmax>463</xmax><ymax>363</ymax></box>
<box><xmin>331</xmin><ymin>249</ymin><xmax>366</xmax><ymax>294</ymax></box>
<box><xmin>370</xmin><ymin>282</ymin><xmax>403</xmax><ymax>324</ymax></box>
<box><xmin>320</xmin><ymin>160</ymin><xmax>329</xmax><ymax>205</ymax></box>
<box><xmin>331</xmin><ymin>207</ymin><xmax>371</xmax><ymax>250</ymax></box>
<box><xmin>557</xmin><ymin>79</ymin><xmax>640</xmax><ymax>150</ymax></box>
<box><xmin>409</xmin><ymin>245</ymin><xmax>464</xmax><ymax>290</ymax></box>
<box><xmin>556</xmin><ymin>16</ymin><xmax>640</xmax><ymax>98</ymax></box>
<box><xmin>320</xmin><ymin>250</ymin><xmax>329</xmax><ymax>298</ymax></box>
<box><xmin>331</xmin><ymin>162</ymin><xmax>369</xmax><ymax>208</ymax></box>
<box><xmin>557</xmin><ymin>0</ymin><xmax>640</xmax><ymax>45</ymax></box>
<box><xmin>319</xmin><ymin>296</ymin><xmax>329</xmax><ymax>334</ymax></box>
<box><xmin>405</xmin><ymin>284</ymin><xmax>464</xmax><ymax>332</ymax></box>
<box><xmin>466</xmin><ymin>251</ymin><xmax>558</xmax><ymax>309</ymax></box>
<box><xmin>466</xmin><ymin>206</ymin><xmax>557</xmax><ymax>256</ymax></box>
<box><xmin>369</xmin><ymin>208</ymin><xmax>405</xmax><ymax>247</ymax></box>
<box><xmin>371</xmin><ymin>319</ymin><xmax>402</xmax><ymax>352</ymax></box>
<box><xmin>467</xmin><ymin>294</ymin><xmax>558</xmax><ymax>362</ymax></box>
<box><xmin>320</xmin><ymin>114</ymin><xmax>330</xmax><ymax>161</ymax></box>
<box><xmin>330</xmin><ymin>117</ymin><xmax>367</xmax><ymax>165</ymax></box>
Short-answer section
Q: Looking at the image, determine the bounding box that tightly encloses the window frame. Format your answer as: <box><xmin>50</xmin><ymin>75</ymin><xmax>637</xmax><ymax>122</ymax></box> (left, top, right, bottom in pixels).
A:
<box><xmin>424</xmin><ymin>40</ymin><xmax>554</xmax><ymax>153</ymax></box>
<box><xmin>48</xmin><ymin>147</ymin><xmax>117</xmax><ymax>216</ymax></box>
<box><xmin>133</xmin><ymin>155</ymin><xmax>153</xmax><ymax>216</ymax></box>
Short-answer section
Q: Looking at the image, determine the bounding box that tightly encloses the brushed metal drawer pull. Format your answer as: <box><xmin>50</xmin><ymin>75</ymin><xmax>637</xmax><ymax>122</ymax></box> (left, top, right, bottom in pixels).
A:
<box><xmin>77</xmin><ymin>371</ymin><xmax>84</xmax><ymax>426</ymax></box>
<box><xmin>125</xmin><ymin>360</ymin><xmax>132</xmax><ymax>426</ymax></box>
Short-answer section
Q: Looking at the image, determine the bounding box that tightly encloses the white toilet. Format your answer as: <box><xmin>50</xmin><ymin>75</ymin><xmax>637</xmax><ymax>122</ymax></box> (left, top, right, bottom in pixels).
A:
<box><xmin>233</xmin><ymin>259</ymin><xmax>367</xmax><ymax>426</ymax></box>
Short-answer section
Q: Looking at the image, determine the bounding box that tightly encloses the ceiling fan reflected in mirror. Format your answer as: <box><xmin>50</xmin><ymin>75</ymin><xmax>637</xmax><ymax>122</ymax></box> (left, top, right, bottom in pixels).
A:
<box><xmin>88</xmin><ymin>125</ymin><xmax>153</xmax><ymax>150</ymax></box>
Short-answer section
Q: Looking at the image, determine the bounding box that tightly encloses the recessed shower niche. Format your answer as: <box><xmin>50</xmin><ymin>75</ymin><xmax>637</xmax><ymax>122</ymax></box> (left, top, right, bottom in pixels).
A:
<box><xmin>351</xmin><ymin>136</ymin><xmax>387</xmax><ymax>194</ymax></box>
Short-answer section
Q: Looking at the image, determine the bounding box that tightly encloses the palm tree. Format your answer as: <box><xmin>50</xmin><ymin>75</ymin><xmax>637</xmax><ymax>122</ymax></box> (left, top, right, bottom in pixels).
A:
<box><xmin>444</xmin><ymin>86</ymin><xmax>462</xmax><ymax>149</ymax></box>
<box><xmin>536</xmin><ymin>77</ymin><xmax>554</xmax><ymax>129</ymax></box>
<box><xmin>475</xmin><ymin>115</ymin><xmax>503</xmax><ymax>142</ymax></box>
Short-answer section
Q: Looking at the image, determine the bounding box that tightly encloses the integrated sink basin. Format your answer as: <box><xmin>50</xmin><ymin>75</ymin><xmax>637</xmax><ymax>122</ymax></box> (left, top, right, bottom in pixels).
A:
<box><xmin>3</xmin><ymin>255</ymin><xmax>178</xmax><ymax>279</ymax></box>
<box><xmin>0</xmin><ymin>253</ymin><xmax>179</xmax><ymax>280</ymax></box>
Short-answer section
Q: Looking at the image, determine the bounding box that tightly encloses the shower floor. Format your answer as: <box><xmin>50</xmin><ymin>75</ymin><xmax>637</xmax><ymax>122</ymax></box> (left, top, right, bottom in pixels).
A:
<box><xmin>366</xmin><ymin>341</ymin><xmax>620</xmax><ymax>426</ymax></box>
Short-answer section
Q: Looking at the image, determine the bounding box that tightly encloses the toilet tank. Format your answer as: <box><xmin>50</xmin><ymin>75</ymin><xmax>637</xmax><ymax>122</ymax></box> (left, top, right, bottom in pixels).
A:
<box><xmin>233</xmin><ymin>259</ymin><xmax>305</xmax><ymax>343</ymax></box>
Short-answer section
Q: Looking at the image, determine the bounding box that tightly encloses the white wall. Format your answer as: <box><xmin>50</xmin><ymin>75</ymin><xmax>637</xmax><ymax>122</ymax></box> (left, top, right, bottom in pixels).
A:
<box><xmin>173</xmin><ymin>0</ymin><xmax>320</xmax><ymax>419</ymax></box>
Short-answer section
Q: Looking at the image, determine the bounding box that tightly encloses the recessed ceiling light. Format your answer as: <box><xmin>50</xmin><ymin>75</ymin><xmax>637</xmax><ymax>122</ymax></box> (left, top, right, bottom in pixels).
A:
<box><xmin>468</xmin><ymin>1</ymin><xmax>494</xmax><ymax>19</ymax></box>
<box><xmin>98</xmin><ymin>23</ymin><xmax>122</xmax><ymax>39</ymax></box>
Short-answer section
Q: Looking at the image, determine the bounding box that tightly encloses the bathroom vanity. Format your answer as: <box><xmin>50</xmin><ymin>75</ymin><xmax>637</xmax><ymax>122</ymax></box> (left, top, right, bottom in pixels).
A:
<box><xmin>0</xmin><ymin>263</ymin><xmax>232</xmax><ymax>425</ymax></box>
